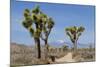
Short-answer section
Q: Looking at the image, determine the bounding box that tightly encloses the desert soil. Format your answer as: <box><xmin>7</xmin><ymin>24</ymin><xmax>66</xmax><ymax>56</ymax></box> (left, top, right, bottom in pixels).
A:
<box><xmin>55</xmin><ymin>52</ymin><xmax>75</xmax><ymax>63</ymax></box>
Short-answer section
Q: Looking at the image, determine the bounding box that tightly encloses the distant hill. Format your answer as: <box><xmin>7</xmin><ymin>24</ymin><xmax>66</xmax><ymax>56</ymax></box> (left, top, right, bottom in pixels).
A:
<box><xmin>11</xmin><ymin>41</ymin><xmax>95</xmax><ymax>51</ymax></box>
<box><xmin>10</xmin><ymin>42</ymin><xmax>47</xmax><ymax>54</ymax></box>
<box><xmin>10</xmin><ymin>43</ymin><xmax>35</xmax><ymax>54</ymax></box>
<box><xmin>48</xmin><ymin>40</ymin><xmax>95</xmax><ymax>48</ymax></box>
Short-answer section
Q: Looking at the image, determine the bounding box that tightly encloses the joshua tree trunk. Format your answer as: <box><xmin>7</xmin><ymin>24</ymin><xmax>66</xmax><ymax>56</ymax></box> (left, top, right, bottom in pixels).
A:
<box><xmin>73</xmin><ymin>41</ymin><xmax>77</xmax><ymax>58</ymax></box>
<box><xmin>35</xmin><ymin>38</ymin><xmax>41</xmax><ymax>59</ymax></box>
<box><xmin>44</xmin><ymin>39</ymin><xmax>49</xmax><ymax>60</ymax></box>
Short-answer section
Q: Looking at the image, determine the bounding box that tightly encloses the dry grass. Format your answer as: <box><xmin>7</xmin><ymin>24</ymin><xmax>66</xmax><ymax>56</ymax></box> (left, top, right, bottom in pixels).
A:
<box><xmin>10</xmin><ymin>43</ymin><xmax>95</xmax><ymax>66</ymax></box>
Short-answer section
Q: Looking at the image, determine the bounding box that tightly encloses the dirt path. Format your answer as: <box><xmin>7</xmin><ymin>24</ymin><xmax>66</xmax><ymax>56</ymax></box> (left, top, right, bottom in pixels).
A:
<box><xmin>55</xmin><ymin>52</ymin><xmax>76</xmax><ymax>63</ymax></box>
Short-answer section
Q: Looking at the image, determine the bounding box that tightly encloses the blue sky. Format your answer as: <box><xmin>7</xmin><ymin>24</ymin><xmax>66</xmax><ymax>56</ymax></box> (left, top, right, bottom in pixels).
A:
<box><xmin>11</xmin><ymin>0</ymin><xmax>95</xmax><ymax>46</ymax></box>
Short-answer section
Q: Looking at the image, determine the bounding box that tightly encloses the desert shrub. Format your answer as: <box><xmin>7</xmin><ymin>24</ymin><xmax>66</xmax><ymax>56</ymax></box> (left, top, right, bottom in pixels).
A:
<box><xmin>33</xmin><ymin>59</ymin><xmax>50</xmax><ymax>64</ymax></box>
<box><xmin>82</xmin><ymin>53</ymin><xmax>94</xmax><ymax>59</ymax></box>
<box><xmin>78</xmin><ymin>49</ymin><xmax>95</xmax><ymax>61</ymax></box>
<box><xmin>49</xmin><ymin>55</ymin><xmax>56</xmax><ymax>62</ymax></box>
<box><xmin>11</xmin><ymin>53</ymin><xmax>35</xmax><ymax>66</ymax></box>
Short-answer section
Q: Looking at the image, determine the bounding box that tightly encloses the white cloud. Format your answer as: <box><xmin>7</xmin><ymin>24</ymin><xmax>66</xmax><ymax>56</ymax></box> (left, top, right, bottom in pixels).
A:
<box><xmin>57</xmin><ymin>40</ymin><xmax>64</xmax><ymax>43</ymax></box>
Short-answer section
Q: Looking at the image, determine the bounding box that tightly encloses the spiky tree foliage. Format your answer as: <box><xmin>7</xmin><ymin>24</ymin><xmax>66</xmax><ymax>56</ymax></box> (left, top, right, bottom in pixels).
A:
<box><xmin>65</xmin><ymin>26</ymin><xmax>85</xmax><ymax>57</ymax></box>
<box><xmin>22</xmin><ymin>5</ymin><xmax>50</xmax><ymax>59</ymax></box>
<box><xmin>40</xmin><ymin>15</ymin><xmax>54</xmax><ymax>59</ymax></box>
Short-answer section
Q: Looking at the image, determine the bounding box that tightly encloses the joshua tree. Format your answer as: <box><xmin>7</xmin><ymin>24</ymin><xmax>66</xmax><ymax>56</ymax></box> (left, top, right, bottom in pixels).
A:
<box><xmin>65</xmin><ymin>26</ymin><xmax>85</xmax><ymax>57</ymax></box>
<box><xmin>40</xmin><ymin>15</ymin><xmax>54</xmax><ymax>59</ymax></box>
<box><xmin>22</xmin><ymin>5</ymin><xmax>50</xmax><ymax>59</ymax></box>
<box><xmin>62</xmin><ymin>45</ymin><xmax>68</xmax><ymax>52</ymax></box>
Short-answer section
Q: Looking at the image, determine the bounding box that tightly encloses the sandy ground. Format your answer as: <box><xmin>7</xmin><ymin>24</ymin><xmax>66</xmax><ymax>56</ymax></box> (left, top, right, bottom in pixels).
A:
<box><xmin>55</xmin><ymin>52</ymin><xmax>75</xmax><ymax>63</ymax></box>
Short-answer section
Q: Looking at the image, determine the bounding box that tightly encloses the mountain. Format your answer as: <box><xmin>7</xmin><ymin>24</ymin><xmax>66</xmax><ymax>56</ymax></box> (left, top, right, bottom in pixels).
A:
<box><xmin>48</xmin><ymin>40</ymin><xmax>95</xmax><ymax>48</ymax></box>
<box><xmin>49</xmin><ymin>40</ymin><xmax>72</xmax><ymax>48</ymax></box>
<box><xmin>11</xmin><ymin>40</ymin><xmax>95</xmax><ymax>49</ymax></box>
<box><xmin>10</xmin><ymin>43</ymin><xmax>35</xmax><ymax>54</ymax></box>
<box><xmin>10</xmin><ymin>42</ymin><xmax>47</xmax><ymax>54</ymax></box>
<box><xmin>77</xmin><ymin>43</ymin><xmax>95</xmax><ymax>48</ymax></box>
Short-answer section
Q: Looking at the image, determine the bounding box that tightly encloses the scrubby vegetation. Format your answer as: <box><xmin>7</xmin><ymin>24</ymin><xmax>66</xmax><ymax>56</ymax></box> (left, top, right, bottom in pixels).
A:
<box><xmin>11</xmin><ymin>43</ymin><xmax>69</xmax><ymax>65</ymax></box>
<box><xmin>10</xmin><ymin>43</ymin><xmax>95</xmax><ymax>66</ymax></box>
